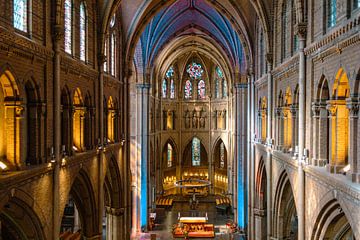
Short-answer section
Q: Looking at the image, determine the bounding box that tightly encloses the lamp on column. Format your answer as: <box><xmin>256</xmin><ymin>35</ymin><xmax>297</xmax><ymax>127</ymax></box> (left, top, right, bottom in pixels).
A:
<box><xmin>121</xmin><ymin>133</ymin><xmax>125</xmax><ymax>146</ymax></box>
<box><xmin>61</xmin><ymin>145</ymin><xmax>67</xmax><ymax>167</ymax></box>
<box><xmin>50</xmin><ymin>146</ymin><xmax>56</xmax><ymax>163</ymax></box>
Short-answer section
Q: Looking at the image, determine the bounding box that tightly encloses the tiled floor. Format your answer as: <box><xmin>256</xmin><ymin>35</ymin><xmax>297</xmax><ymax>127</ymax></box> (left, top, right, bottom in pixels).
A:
<box><xmin>132</xmin><ymin>200</ymin><xmax>246</xmax><ymax>240</ymax></box>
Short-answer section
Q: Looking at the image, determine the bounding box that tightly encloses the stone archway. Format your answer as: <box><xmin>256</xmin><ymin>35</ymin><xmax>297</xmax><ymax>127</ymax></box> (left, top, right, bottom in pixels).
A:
<box><xmin>104</xmin><ymin>156</ymin><xmax>124</xmax><ymax>240</ymax></box>
<box><xmin>60</xmin><ymin>170</ymin><xmax>99</xmax><ymax>238</ymax></box>
<box><xmin>254</xmin><ymin>158</ymin><xmax>267</xmax><ymax>240</ymax></box>
<box><xmin>311</xmin><ymin>199</ymin><xmax>355</xmax><ymax>240</ymax></box>
<box><xmin>273</xmin><ymin>171</ymin><xmax>298</xmax><ymax>239</ymax></box>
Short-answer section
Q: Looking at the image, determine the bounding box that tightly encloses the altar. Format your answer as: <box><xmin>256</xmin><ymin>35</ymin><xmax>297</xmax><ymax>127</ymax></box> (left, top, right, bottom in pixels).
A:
<box><xmin>172</xmin><ymin>217</ymin><xmax>215</xmax><ymax>238</ymax></box>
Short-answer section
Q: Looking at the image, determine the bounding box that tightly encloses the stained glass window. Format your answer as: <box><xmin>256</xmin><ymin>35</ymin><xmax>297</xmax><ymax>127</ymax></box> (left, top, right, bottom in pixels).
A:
<box><xmin>223</xmin><ymin>79</ymin><xmax>228</xmax><ymax>98</ymax></box>
<box><xmin>215</xmin><ymin>79</ymin><xmax>220</xmax><ymax>98</ymax></box>
<box><xmin>216</xmin><ymin>66</ymin><xmax>223</xmax><ymax>78</ymax></box>
<box><xmin>184</xmin><ymin>80</ymin><xmax>192</xmax><ymax>99</ymax></box>
<box><xmin>64</xmin><ymin>0</ymin><xmax>72</xmax><ymax>54</ymax></box>
<box><xmin>198</xmin><ymin>80</ymin><xmax>206</xmax><ymax>99</ymax></box>
<box><xmin>166</xmin><ymin>66</ymin><xmax>174</xmax><ymax>78</ymax></box>
<box><xmin>104</xmin><ymin>40</ymin><xmax>108</xmax><ymax>72</ymax></box>
<box><xmin>110</xmin><ymin>32</ymin><xmax>116</xmax><ymax>76</ymax></box>
<box><xmin>187</xmin><ymin>63</ymin><xmax>203</xmax><ymax>79</ymax></box>
<box><xmin>192</xmin><ymin>137</ymin><xmax>201</xmax><ymax>166</ymax></box>
<box><xmin>14</xmin><ymin>0</ymin><xmax>27</xmax><ymax>32</ymax></box>
<box><xmin>220</xmin><ymin>142</ymin><xmax>225</xmax><ymax>169</ymax></box>
<box><xmin>162</xmin><ymin>79</ymin><xmax>167</xmax><ymax>98</ymax></box>
<box><xmin>170</xmin><ymin>79</ymin><xmax>175</xmax><ymax>99</ymax></box>
<box><xmin>80</xmin><ymin>3</ymin><xmax>86</xmax><ymax>61</ymax></box>
<box><xmin>167</xmin><ymin>143</ymin><xmax>173</xmax><ymax>168</ymax></box>
<box><xmin>328</xmin><ymin>0</ymin><xmax>337</xmax><ymax>28</ymax></box>
<box><xmin>356</xmin><ymin>0</ymin><xmax>360</xmax><ymax>9</ymax></box>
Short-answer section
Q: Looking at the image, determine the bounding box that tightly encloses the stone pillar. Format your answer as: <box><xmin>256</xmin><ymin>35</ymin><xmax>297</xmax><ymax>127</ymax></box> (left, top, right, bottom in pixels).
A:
<box><xmin>311</xmin><ymin>102</ymin><xmax>321</xmax><ymax>165</ymax></box>
<box><xmin>137</xmin><ymin>83</ymin><xmax>151</xmax><ymax>231</ymax></box>
<box><xmin>52</xmin><ymin>24</ymin><xmax>62</xmax><ymax>240</ymax></box>
<box><xmin>275</xmin><ymin>107</ymin><xmax>283</xmax><ymax>150</ymax></box>
<box><xmin>290</xmin><ymin>104</ymin><xmax>298</xmax><ymax>151</ymax></box>
<box><xmin>98</xmin><ymin>53</ymin><xmax>106</xmax><ymax>237</ymax></box>
<box><xmin>265</xmin><ymin>54</ymin><xmax>273</xmax><ymax>240</ymax></box>
<box><xmin>318</xmin><ymin>103</ymin><xmax>328</xmax><ymax>166</ymax></box>
<box><xmin>346</xmin><ymin>98</ymin><xmax>360</xmax><ymax>183</ymax></box>
<box><xmin>296</xmin><ymin>22</ymin><xmax>307</xmax><ymax>240</ymax></box>
<box><xmin>105</xmin><ymin>207</ymin><xmax>125</xmax><ymax>240</ymax></box>
<box><xmin>249</xmin><ymin>70</ymin><xmax>256</xmax><ymax>239</ymax></box>
<box><xmin>234</xmin><ymin>82</ymin><xmax>247</xmax><ymax>230</ymax></box>
<box><xmin>326</xmin><ymin>102</ymin><xmax>337</xmax><ymax>171</ymax></box>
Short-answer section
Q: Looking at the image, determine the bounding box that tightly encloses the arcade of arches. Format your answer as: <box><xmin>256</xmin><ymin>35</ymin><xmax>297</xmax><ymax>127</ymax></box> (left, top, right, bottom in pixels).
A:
<box><xmin>0</xmin><ymin>0</ymin><xmax>359</xmax><ymax>239</ymax></box>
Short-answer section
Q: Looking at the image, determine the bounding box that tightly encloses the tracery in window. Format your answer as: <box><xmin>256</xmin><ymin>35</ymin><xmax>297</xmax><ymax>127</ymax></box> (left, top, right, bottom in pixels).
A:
<box><xmin>162</xmin><ymin>79</ymin><xmax>167</xmax><ymax>98</ymax></box>
<box><xmin>79</xmin><ymin>2</ymin><xmax>86</xmax><ymax>61</ymax></box>
<box><xmin>187</xmin><ymin>62</ymin><xmax>203</xmax><ymax>79</ymax></box>
<box><xmin>64</xmin><ymin>0</ymin><xmax>72</xmax><ymax>54</ymax></box>
<box><xmin>192</xmin><ymin>137</ymin><xmax>201</xmax><ymax>166</ymax></box>
<box><xmin>184</xmin><ymin>80</ymin><xmax>192</xmax><ymax>99</ymax></box>
<box><xmin>198</xmin><ymin>79</ymin><xmax>206</xmax><ymax>99</ymax></box>
<box><xmin>166</xmin><ymin>66</ymin><xmax>174</xmax><ymax>78</ymax></box>
<box><xmin>13</xmin><ymin>0</ymin><xmax>27</xmax><ymax>32</ymax></box>
<box><xmin>167</xmin><ymin>143</ymin><xmax>173</xmax><ymax>168</ymax></box>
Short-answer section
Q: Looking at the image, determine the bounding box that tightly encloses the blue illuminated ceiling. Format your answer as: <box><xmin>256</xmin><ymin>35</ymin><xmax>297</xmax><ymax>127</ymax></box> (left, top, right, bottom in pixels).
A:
<box><xmin>139</xmin><ymin>0</ymin><xmax>245</xmax><ymax>69</ymax></box>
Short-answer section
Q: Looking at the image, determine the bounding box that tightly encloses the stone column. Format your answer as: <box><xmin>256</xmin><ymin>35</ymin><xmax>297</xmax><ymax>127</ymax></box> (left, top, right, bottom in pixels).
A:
<box><xmin>249</xmin><ymin>69</ymin><xmax>256</xmax><ymax>239</ymax></box>
<box><xmin>290</xmin><ymin>104</ymin><xmax>298</xmax><ymax>152</ymax></box>
<box><xmin>311</xmin><ymin>102</ymin><xmax>321</xmax><ymax>165</ymax></box>
<box><xmin>52</xmin><ymin>24</ymin><xmax>62</xmax><ymax>240</ymax></box>
<box><xmin>275</xmin><ymin>107</ymin><xmax>282</xmax><ymax>150</ymax></box>
<box><xmin>296</xmin><ymin>22</ymin><xmax>307</xmax><ymax>240</ymax></box>
<box><xmin>346</xmin><ymin>98</ymin><xmax>360</xmax><ymax>183</ymax></box>
<box><xmin>98</xmin><ymin>53</ymin><xmax>106</xmax><ymax>237</ymax></box>
<box><xmin>105</xmin><ymin>207</ymin><xmax>125</xmax><ymax>240</ymax></box>
<box><xmin>234</xmin><ymin>82</ymin><xmax>248</xmax><ymax>230</ymax></box>
<box><xmin>265</xmin><ymin>54</ymin><xmax>273</xmax><ymax>239</ymax></box>
<box><xmin>137</xmin><ymin>83</ymin><xmax>151</xmax><ymax>231</ymax></box>
<box><xmin>318</xmin><ymin>103</ymin><xmax>328</xmax><ymax>166</ymax></box>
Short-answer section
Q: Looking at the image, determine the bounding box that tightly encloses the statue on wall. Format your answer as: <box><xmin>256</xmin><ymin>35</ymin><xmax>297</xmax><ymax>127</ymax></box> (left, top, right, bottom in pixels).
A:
<box><xmin>192</xmin><ymin>110</ymin><xmax>198</xmax><ymax>128</ymax></box>
<box><xmin>184</xmin><ymin>109</ymin><xmax>190</xmax><ymax>129</ymax></box>
<box><xmin>199</xmin><ymin>108</ymin><xmax>206</xmax><ymax>128</ymax></box>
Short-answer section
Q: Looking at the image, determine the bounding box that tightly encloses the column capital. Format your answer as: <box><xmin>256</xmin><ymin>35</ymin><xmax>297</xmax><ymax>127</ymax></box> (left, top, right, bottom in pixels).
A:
<box><xmin>52</xmin><ymin>24</ymin><xmax>64</xmax><ymax>43</ymax></box>
<box><xmin>276</xmin><ymin>107</ymin><xmax>283</xmax><ymax>117</ymax></box>
<box><xmin>105</xmin><ymin>206</ymin><xmax>125</xmax><ymax>216</ymax></box>
<box><xmin>289</xmin><ymin>104</ymin><xmax>298</xmax><ymax>116</ymax></box>
<box><xmin>346</xmin><ymin>98</ymin><xmax>360</xmax><ymax>118</ymax></box>
<box><xmin>326</xmin><ymin>103</ymin><xmax>337</xmax><ymax>116</ymax></box>
<box><xmin>295</xmin><ymin>22</ymin><xmax>307</xmax><ymax>39</ymax></box>
<box><xmin>311</xmin><ymin>102</ymin><xmax>321</xmax><ymax>117</ymax></box>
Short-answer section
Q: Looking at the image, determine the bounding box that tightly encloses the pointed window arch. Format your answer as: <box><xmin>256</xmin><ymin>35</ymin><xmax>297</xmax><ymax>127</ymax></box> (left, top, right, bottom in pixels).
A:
<box><xmin>64</xmin><ymin>0</ymin><xmax>72</xmax><ymax>54</ymax></box>
<box><xmin>13</xmin><ymin>0</ymin><xmax>27</xmax><ymax>32</ymax></box>
<box><xmin>184</xmin><ymin>80</ymin><xmax>192</xmax><ymax>99</ymax></box>
<box><xmin>79</xmin><ymin>2</ymin><xmax>86</xmax><ymax>61</ymax></box>
<box><xmin>192</xmin><ymin>137</ymin><xmax>201</xmax><ymax>166</ymax></box>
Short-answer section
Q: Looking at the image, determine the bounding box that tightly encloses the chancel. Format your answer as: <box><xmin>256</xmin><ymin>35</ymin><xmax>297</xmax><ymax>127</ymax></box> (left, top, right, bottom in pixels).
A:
<box><xmin>0</xmin><ymin>0</ymin><xmax>359</xmax><ymax>239</ymax></box>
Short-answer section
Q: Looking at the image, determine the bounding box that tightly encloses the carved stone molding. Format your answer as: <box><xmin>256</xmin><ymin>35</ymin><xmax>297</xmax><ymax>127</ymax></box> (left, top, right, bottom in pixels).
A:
<box><xmin>311</xmin><ymin>102</ymin><xmax>321</xmax><ymax>117</ymax></box>
<box><xmin>346</xmin><ymin>98</ymin><xmax>360</xmax><ymax>118</ymax></box>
